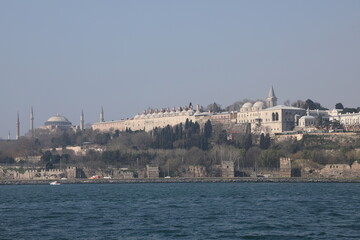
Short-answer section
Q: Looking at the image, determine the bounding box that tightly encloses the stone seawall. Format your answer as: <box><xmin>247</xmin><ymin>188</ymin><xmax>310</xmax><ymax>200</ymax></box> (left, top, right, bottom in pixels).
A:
<box><xmin>1</xmin><ymin>177</ymin><xmax>360</xmax><ymax>185</ymax></box>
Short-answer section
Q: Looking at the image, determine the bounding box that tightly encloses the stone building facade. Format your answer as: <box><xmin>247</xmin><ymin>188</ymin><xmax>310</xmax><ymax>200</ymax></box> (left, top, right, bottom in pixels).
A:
<box><xmin>92</xmin><ymin>86</ymin><xmax>360</xmax><ymax>135</ymax></box>
<box><xmin>92</xmin><ymin>105</ymin><xmax>209</xmax><ymax>132</ymax></box>
<box><xmin>0</xmin><ymin>166</ymin><xmax>80</xmax><ymax>180</ymax></box>
<box><xmin>320</xmin><ymin>161</ymin><xmax>360</xmax><ymax>177</ymax></box>
<box><xmin>329</xmin><ymin>110</ymin><xmax>360</xmax><ymax>131</ymax></box>
<box><xmin>92</xmin><ymin>87</ymin><xmax>307</xmax><ymax>134</ymax></box>
<box><xmin>184</xmin><ymin>165</ymin><xmax>207</xmax><ymax>178</ymax></box>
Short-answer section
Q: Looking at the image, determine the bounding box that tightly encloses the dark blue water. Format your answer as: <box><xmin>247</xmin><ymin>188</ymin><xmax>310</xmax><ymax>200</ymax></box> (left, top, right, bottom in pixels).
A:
<box><xmin>1</xmin><ymin>183</ymin><xmax>360</xmax><ymax>240</ymax></box>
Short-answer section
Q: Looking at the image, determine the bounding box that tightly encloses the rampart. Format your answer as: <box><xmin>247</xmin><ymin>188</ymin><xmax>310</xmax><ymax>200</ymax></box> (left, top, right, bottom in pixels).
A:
<box><xmin>0</xmin><ymin>166</ymin><xmax>79</xmax><ymax>180</ymax></box>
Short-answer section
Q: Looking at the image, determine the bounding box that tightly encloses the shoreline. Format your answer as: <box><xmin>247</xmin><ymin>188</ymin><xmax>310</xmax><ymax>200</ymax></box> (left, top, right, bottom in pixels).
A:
<box><xmin>1</xmin><ymin>177</ymin><xmax>360</xmax><ymax>185</ymax></box>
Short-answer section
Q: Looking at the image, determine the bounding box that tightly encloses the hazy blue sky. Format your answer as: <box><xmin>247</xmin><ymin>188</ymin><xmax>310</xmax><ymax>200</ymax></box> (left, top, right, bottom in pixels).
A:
<box><xmin>1</xmin><ymin>0</ymin><xmax>359</xmax><ymax>139</ymax></box>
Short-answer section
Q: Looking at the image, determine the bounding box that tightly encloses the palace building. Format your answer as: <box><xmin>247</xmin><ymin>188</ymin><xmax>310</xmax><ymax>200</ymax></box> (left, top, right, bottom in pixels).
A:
<box><xmin>92</xmin><ymin>86</ymin><xmax>335</xmax><ymax>134</ymax></box>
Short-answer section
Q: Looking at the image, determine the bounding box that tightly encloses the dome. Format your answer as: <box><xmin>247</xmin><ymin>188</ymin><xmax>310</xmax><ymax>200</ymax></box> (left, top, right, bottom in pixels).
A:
<box><xmin>253</xmin><ymin>101</ymin><xmax>264</xmax><ymax>108</ymax></box>
<box><xmin>47</xmin><ymin>114</ymin><xmax>70</xmax><ymax>123</ymax></box>
<box><xmin>242</xmin><ymin>102</ymin><xmax>253</xmax><ymax>108</ymax></box>
<box><xmin>300</xmin><ymin>115</ymin><xmax>315</xmax><ymax>120</ymax></box>
<box><xmin>45</xmin><ymin>114</ymin><xmax>72</xmax><ymax>127</ymax></box>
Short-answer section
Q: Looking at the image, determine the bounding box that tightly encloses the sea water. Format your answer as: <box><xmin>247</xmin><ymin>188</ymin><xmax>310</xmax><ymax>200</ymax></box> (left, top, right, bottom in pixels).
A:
<box><xmin>1</xmin><ymin>182</ymin><xmax>360</xmax><ymax>240</ymax></box>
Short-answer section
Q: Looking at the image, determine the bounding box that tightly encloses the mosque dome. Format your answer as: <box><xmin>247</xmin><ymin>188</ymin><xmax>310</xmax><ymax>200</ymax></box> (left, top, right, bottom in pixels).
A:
<box><xmin>45</xmin><ymin>114</ymin><xmax>72</xmax><ymax>127</ymax></box>
<box><xmin>298</xmin><ymin>115</ymin><xmax>317</xmax><ymax>128</ymax></box>
<box><xmin>242</xmin><ymin>102</ymin><xmax>253</xmax><ymax>108</ymax></box>
<box><xmin>253</xmin><ymin>101</ymin><xmax>264</xmax><ymax>109</ymax></box>
<box><xmin>300</xmin><ymin>115</ymin><xmax>316</xmax><ymax>120</ymax></box>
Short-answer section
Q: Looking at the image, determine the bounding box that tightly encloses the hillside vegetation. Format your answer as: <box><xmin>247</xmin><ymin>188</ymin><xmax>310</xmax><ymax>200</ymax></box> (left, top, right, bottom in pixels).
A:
<box><xmin>1</xmin><ymin>120</ymin><xmax>360</xmax><ymax>177</ymax></box>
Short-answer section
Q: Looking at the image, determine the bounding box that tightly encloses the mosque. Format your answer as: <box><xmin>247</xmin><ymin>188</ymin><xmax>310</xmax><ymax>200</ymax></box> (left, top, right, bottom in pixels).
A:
<box><xmin>14</xmin><ymin>109</ymin><xmax>84</xmax><ymax>140</ymax></box>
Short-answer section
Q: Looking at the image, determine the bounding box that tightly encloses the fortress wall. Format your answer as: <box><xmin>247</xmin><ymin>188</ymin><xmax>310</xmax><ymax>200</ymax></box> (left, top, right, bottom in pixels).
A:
<box><xmin>0</xmin><ymin>167</ymin><xmax>79</xmax><ymax>180</ymax></box>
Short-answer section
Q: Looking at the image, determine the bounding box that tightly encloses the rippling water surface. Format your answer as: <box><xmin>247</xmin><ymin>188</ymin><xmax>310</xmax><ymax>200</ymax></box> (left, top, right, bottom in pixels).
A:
<box><xmin>1</xmin><ymin>182</ymin><xmax>360</xmax><ymax>239</ymax></box>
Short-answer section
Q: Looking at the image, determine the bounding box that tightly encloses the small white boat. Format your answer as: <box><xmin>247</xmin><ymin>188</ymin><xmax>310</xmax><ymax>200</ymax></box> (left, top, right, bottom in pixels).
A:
<box><xmin>50</xmin><ymin>181</ymin><xmax>61</xmax><ymax>185</ymax></box>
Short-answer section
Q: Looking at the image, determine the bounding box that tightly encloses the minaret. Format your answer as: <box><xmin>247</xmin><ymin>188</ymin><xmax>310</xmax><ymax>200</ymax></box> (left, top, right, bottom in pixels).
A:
<box><xmin>100</xmin><ymin>106</ymin><xmax>104</xmax><ymax>123</ymax></box>
<box><xmin>266</xmin><ymin>86</ymin><xmax>278</xmax><ymax>108</ymax></box>
<box><xmin>16</xmin><ymin>112</ymin><xmax>20</xmax><ymax>140</ymax></box>
<box><xmin>30</xmin><ymin>107</ymin><xmax>34</xmax><ymax>138</ymax></box>
<box><xmin>80</xmin><ymin>110</ymin><xmax>84</xmax><ymax>130</ymax></box>
<box><xmin>8</xmin><ymin>131</ymin><xmax>10</xmax><ymax>140</ymax></box>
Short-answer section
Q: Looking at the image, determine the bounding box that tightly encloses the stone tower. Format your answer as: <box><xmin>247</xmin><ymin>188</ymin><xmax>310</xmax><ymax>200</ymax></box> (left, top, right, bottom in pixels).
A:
<box><xmin>266</xmin><ymin>86</ymin><xmax>277</xmax><ymax>108</ymax></box>
<box><xmin>30</xmin><ymin>107</ymin><xmax>34</xmax><ymax>138</ymax></box>
<box><xmin>100</xmin><ymin>107</ymin><xmax>104</xmax><ymax>123</ymax></box>
<box><xmin>279</xmin><ymin>157</ymin><xmax>292</xmax><ymax>177</ymax></box>
<box><xmin>80</xmin><ymin>110</ymin><xmax>84</xmax><ymax>130</ymax></box>
<box><xmin>16</xmin><ymin>112</ymin><xmax>20</xmax><ymax>140</ymax></box>
<box><xmin>221</xmin><ymin>160</ymin><xmax>235</xmax><ymax>178</ymax></box>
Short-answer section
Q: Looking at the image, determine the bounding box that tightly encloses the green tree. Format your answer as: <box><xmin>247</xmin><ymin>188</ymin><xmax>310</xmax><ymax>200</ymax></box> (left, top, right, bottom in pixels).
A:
<box><xmin>335</xmin><ymin>103</ymin><xmax>344</xmax><ymax>109</ymax></box>
<box><xmin>259</xmin><ymin>133</ymin><xmax>271</xmax><ymax>149</ymax></box>
<box><xmin>304</xmin><ymin>99</ymin><xmax>327</xmax><ymax>110</ymax></box>
<box><xmin>304</xmin><ymin>99</ymin><xmax>316</xmax><ymax>110</ymax></box>
<box><xmin>342</xmin><ymin>108</ymin><xmax>358</xmax><ymax>114</ymax></box>
<box><xmin>41</xmin><ymin>151</ymin><xmax>52</xmax><ymax>163</ymax></box>
<box><xmin>244</xmin><ymin>134</ymin><xmax>252</xmax><ymax>150</ymax></box>
<box><xmin>258</xmin><ymin>150</ymin><xmax>282</xmax><ymax>168</ymax></box>
<box><xmin>204</xmin><ymin>120</ymin><xmax>212</xmax><ymax>139</ymax></box>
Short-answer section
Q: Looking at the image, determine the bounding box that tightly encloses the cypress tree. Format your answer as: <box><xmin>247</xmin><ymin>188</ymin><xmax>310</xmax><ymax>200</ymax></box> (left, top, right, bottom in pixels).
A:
<box><xmin>260</xmin><ymin>133</ymin><xmax>266</xmax><ymax>149</ymax></box>
<box><xmin>204</xmin><ymin>120</ymin><xmax>212</xmax><ymax>139</ymax></box>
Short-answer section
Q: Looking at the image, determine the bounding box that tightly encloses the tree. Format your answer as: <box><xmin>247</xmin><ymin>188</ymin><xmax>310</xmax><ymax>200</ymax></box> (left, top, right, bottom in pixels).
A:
<box><xmin>204</xmin><ymin>120</ymin><xmax>212</xmax><ymax>139</ymax></box>
<box><xmin>304</xmin><ymin>99</ymin><xmax>328</xmax><ymax>110</ymax></box>
<box><xmin>206</xmin><ymin>102</ymin><xmax>222</xmax><ymax>113</ymax></box>
<box><xmin>0</xmin><ymin>151</ymin><xmax>15</xmax><ymax>164</ymax></box>
<box><xmin>335</xmin><ymin>103</ymin><xmax>344</xmax><ymax>109</ymax></box>
<box><xmin>260</xmin><ymin>133</ymin><xmax>265</xmax><ymax>149</ymax></box>
<box><xmin>185</xmin><ymin>119</ymin><xmax>190</xmax><ymax>130</ymax></box>
<box><xmin>258</xmin><ymin>150</ymin><xmax>282</xmax><ymax>168</ymax></box>
<box><xmin>304</xmin><ymin>99</ymin><xmax>316</xmax><ymax>110</ymax></box>
<box><xmin>291</xmin><ymin>100</ymin><xmax>305</xmax><ymax>108</ymax></box>
<box><xmin>342</xmin><ymin>108</ymin><xmax>357</xmax><ymax>114</ymax></box>
<box><xmin>259</xmin><ymin>133</ymin><xmax>270</xmax><ymax>149</ymax></box>
<box><xmin>41</xmin><ymin>151</ymin><xmax>52</xmax><ymax>163</ymax></box>
<box><xmin>244</xmin><ymin>134</ymin><xmax>252</xmax><ymax>150</ymax></box>
<box><xmin>214</xmin><ymin>130</ymin><xmax>228</xmax><ymax>145</ymax></box>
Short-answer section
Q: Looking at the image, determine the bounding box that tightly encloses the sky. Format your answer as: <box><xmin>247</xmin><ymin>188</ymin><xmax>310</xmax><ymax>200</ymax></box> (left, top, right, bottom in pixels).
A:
<box><xmin>0</xmin><ymin>0</ymin><xmax>359</xmax><ymax>139</ymax></box>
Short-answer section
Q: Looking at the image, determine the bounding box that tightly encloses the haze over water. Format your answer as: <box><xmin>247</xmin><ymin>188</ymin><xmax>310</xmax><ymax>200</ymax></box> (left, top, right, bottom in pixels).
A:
<box><xmin>1</xmin><ymin>182</ymin><xmax>360</xmax><ymax>239</ymax></box>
